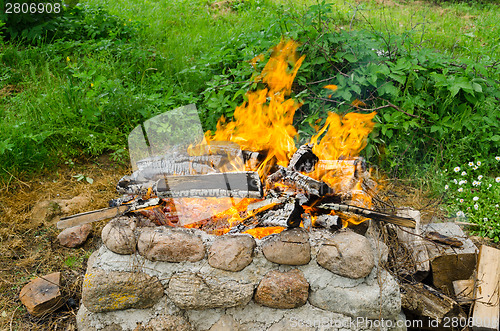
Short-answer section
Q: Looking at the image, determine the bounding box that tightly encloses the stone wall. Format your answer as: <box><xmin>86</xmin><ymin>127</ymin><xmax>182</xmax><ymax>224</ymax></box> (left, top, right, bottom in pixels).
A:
<box><xmin>77</xmin><ymin>217</ymin><xmax>406</xmax><ymax>331</ymax></box>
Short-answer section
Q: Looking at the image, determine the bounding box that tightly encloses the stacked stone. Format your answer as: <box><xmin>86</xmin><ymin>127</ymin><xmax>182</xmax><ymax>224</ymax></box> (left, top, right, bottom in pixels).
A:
<box><xmin>77</xmin><ymin>216</ymin><xmax>405</xmax><ymax>331</ymax></box>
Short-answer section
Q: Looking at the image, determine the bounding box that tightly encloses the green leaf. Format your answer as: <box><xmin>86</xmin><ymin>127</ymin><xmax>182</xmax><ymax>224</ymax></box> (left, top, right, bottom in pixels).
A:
<box><xmin>491</xmin><ymin>135</ymin><xmax>500</xmax><ymax>142</ymax></box>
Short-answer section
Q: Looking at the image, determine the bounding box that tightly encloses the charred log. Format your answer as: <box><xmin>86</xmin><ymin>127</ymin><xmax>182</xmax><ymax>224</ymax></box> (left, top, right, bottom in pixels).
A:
<box><xmin>287</xmin><ymin>143</ymin><xmax>318</xmax><ymax>173</ymax></box>
<box><xmin>318</xmin><ymin>203</ymin><xmax>416</xmax><ymax>228</ymax></box>
<box><xmin>266</xmin><ymin>166</ymin><xmax>333</xmax><ymax>198</ymax></box>
<box><xmin>118</xmin><ymin>171</ymin><xmax>263</xmax><ymax>199</ymax></box>
<box><xmin>314</xmin><ymin>214</ymin><xmax>341</xmax><ymax>230</ymax></box>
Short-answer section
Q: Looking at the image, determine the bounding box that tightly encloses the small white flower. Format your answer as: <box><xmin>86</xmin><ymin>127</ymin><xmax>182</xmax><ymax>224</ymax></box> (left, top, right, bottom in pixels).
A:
<box><xmin>461</xmin><ymin>171</ymin><xmax>467</xmax><ymax>176</ymax></box>
<box><xmin>454</xmin><ymin>167</ymin><xmax>460</xmax><ymax>172</ymax></box>
<box><xmin>457</xmin><ymin>211</ymin><xmax>465</xmax><ymax>217</ymax></box>
<box><xmin>445</xmin><ymin>185</ymin><xmax>449</xmax><ymax>190</ymax></box>
<box><xmin>472</xmin><ymin>181</ymin><xmax>478</xmax><ymax>186</ymax></box>
<box><xmin>484</xmin><ymin>218</ymin><xmax>488</xmax><ymax>222</ymax></box>
<box><xmin>453</xmin><ymin>179</ymin><xmax>458</xmax><ymax>184</ymax></box>
<box><xmin>489</xmin><ymin>184</ymin><xmax>493</xmax><ymax>188</ymax></box>
<box><xmin>460</xmin><ymin>199</ymin><xmax>464</xmax><ymax>203</ymax></box>
<box><xmin>473</xmin><ymin>166</ymin><xmax>478</xmax><ymax>170</ymax></box>
<box><xmin>473</xmin><ymin>196</ymin><xmax>479</xmax><ymax>201</ymax></box>
<box><xmin>474</xmin><ymin>204</ymin><xmax>479</xmax><ymax>210</ymax></box>
<box><xmin>458</xmin><ymin>188</ymin><xmax>464</xmax><ymax>192</ymax></box>
<box><xmin>496</xmin><ymin>156</ymin><xmax>500</xmax><ymax>161</ymax></box>
<box><xmin>496</xmin><ymin>177</ymin><xmax>500</xmax><ymax>183</ymax></box>
<box><xmin>468</xmin><ymin>162</ymin><xmax>474</xmax><ymax>167</ymax></box>
<box><xmin>478</xmin><ymin>175</ymin><xmax>483</xmax><ymax>180</ymax></box>
<box><xmin>459</xmin><ymin>180</ymin><xmax>466</xmax><ymax>186</ymax></box>
<box><xmin>477</xmin><ymin>161</ymin><xmax>481</xmax><ymax>166</ymax></box>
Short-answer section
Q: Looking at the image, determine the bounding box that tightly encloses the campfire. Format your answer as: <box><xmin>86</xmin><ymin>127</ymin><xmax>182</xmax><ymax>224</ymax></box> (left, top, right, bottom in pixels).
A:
<box><xmin>58</xmin><ymin>40</ymin><xmax>414</xmax><ymax>238</ymax></box>
<box><xmin>50</xmin><ymin>40</ymin><xmax>495</xmax><ymax>331</ymax></box>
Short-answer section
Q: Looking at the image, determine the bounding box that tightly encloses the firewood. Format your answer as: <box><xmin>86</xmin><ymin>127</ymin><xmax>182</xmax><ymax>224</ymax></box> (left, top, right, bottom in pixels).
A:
<box><xmin>472</xmin><ymin>245</ymin><xmax>500</xmax><ymax>331</ymax></box>
<box><xmin>400</xmin><ymin>282</ymin><xmax>460</xmax><ymax>322</ymax></box>
<box><xmin>422</xmin><ymin>222</ymin><xmax>478</xmax><ymax>294</ymax></box>
<box><xmin>318</xmin><ymin>203</ymin><xmax>416</xmax><ymax>228</ymax></box>
<box><xmin>314</xmin><ymin>214</ymin><xmax>341</xmax><ymax>230</ymax></box>
<box><xmin>287</xmin><ymin>143</ymin><xmax>318</xmax><ymax>173</ymax></box>
<box><xmin>247</xmin><ymin>197</ymin><xmax>286</xmax><ymax>214</ymax></box>
<box><xmin>229</xmin><ymin>198</ymin><xmax>303</xmax><ymax>233</ymax></box>
<box><xmin>266</xmin><ymin>166</ymin><xmax>332</xmax><ymax>197</ymax></box>
<box><xmin>388</xmin><ymin>208</ymin><xmax>429</xmax><ymax>280</ymax></box>
<box><xmin>153</xmin><ymin>172</ymin><xmax>263</xmax><ymax>199</ymax></box>
<box><xmin>452</xmin><ymin>279</ymin><xmax>475</xmax><ymax>304</ymax></box>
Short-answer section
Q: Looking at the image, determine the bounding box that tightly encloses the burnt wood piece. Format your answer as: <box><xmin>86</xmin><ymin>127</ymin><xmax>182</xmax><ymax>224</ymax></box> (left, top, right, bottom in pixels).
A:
<box><xmin>56</xmin><ymin>198</ymin><xmax>161</xmax><ymax>229</ymax></box>
<box><xmin>287</xmin><ymin>143</ymin><xmax>318</xmax><ymax>173</ymax></box>
<box><xmin>401</xmin><ymin>282</ymin><xmax>460</xmax><ymax>322</ymax></box>
<box><xmin>318</xmin><ymin>203</ymin><xmax>416</xmax><ymax>228</ymax></box>
<box><xmin>266</xmin><ymin>166</ymin><xmax>333</xmax><ymax>197</ymax></box>
<box><xmin>192</xmin><ymin>141</ymin><xmax>265</xmax><ymax>170</ymax></box>
<box><xmin>247</xmin><ymin>197</ymin><xmax>286</xmax><ymax>214</ymax></box>
<box><xmin>153</xmin><ymin>171</ymin><xmax>263</xmax><ymax>199</ymax></box>
<box><xmin>229</xmin><ymin>199</ymin><xmax>304</xmax><ymax>233</ymax></box>
<box><xmin>425</xmin><ymin>231</ymin><xmax>463</xmax><ymax>247</ymax></box>
<box><xmin>314</xmin><ymin>214</ymin><xmax>341</xmax><ymax>230</ymax></box>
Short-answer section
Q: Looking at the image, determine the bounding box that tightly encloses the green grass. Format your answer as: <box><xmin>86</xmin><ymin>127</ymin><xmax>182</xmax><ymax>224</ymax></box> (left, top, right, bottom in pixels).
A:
<box><xmin>0</xmin><ymin>0</ymin><xmax>498</xmax><ymax>183</ymax></box>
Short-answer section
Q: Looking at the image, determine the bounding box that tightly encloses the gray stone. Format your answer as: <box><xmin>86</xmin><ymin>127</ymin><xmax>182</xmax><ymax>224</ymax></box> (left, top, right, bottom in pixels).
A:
<box><xmin>58</xmin><ymin>223</ymin><xmax>93</xmax><ymax>248</ymax></box>
<box><xmin>82</xmin><ymin>270</ymin><xmax>163</xmax><ymax>313</ymax></box>
<box><xmin>209</xmin><ymin>315</ymin><xmax>240</xmax><ymax>331</ymax></box>
<box><xmin>308</xmin><ymin>269</ymin><xmax>401</xmax><ymax>320</ymax></box>
<box><xmin>254</xmin><ymin>269</ymin><xmax>309</xmax><ymax>309</ymax></box>
<box><xmin>208</xmin><ymin>235</ymin><xmax>255</xmax><ymax>271</ymax></box>
<box><xmin>167</xmin><ymin>271</ymin><xmax>253</xmax><ymax>309</ymax></box>
<box><xmin>316</xmin><ymin>230</ymin><xmax>375</xmax><ymax>279</ymax></box>
<box><xmin>262</xmin><ymin>228</ymin><xmax>311</xmax><ymax>265</ymax></box>
<box><xmin>102</xmin><ymin>217</ymin><xmax>137</xmax><ymax>255</ymax></box>
<box><xmin>137</xmin><ymin>227</ymin><xmax>205</xmax><ymax>262</ymax></box>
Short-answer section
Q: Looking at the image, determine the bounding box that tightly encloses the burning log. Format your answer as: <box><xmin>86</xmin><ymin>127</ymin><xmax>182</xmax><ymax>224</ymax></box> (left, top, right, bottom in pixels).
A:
<box><xmin>153</xmin><ymin>171</ymin><xmax>263</xmax><ymax>199</ymax></box>
<box><xmin>229</xmin><ymin>198</ymin><xmax>303</xmax><ymax>233</ymax></box>
<box><xmin>57</xmin><ymin>172</ymin><xmax>263</xmax><ymax>229</ymax></box>
<box><xmin>287</xmin><ymin>143</ymin><xmax>318</xmax><ymax>173</ymax></box>
<box><xmin>318</xmin><ymin>203</ymin><xmax>416</xmax><ymax>228</ymax></box>
<box><xmin>314</xmin><ymin>214</ymin><xmax>341</xmax><ymax>230</ymax></box>
<box><xmin>266</xmin><ymin>166</ymin><xmax>332</xmax><ymax>198</ymax></box>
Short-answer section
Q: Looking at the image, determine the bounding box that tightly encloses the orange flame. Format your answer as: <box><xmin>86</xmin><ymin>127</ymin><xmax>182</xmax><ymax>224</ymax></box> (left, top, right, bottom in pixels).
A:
<box><xmin>205</xmin><ymin>40</ymin><xmax>305</xmax><ymax>177</ymax></box>
<box><xmin>174</xmin><ymin>39</ymin><xmax>378</xmax><ymax>236</ymax></box>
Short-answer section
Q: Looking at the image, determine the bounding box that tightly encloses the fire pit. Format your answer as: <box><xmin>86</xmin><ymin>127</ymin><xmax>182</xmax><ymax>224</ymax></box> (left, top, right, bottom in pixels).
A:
<box><xmin>77</xmin><ymin>220</ymin><xmax>405</xmax><ymax>330</ymax></box>
<box><xmin>71</xmin><ymin>40</ymin><xmax>414</xmax><ymax>330</ymax></box>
